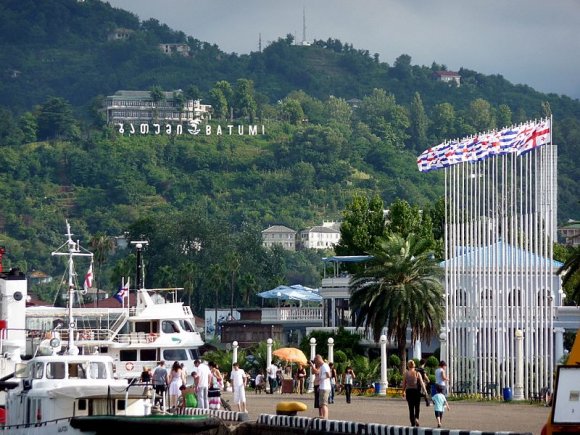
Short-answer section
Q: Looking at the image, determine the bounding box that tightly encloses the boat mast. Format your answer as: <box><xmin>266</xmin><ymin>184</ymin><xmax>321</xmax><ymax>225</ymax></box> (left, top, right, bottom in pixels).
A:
<box><xmin>130</xmin><ymin>241</ymin><xmax>148</xmax><ymax>292</ymax></box>
<box><xmin>51</xmin><ymin>220</ymin><xmax>93</xmax><ymax>355</ymax></box>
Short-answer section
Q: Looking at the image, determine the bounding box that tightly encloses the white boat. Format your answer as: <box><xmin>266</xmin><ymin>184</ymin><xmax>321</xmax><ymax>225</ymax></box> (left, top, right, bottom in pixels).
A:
<box><xmin>0</xmin><ymin>222</ymin><xmax>220</xmax><ymax>434</ymax></box>
<box><xmin>25</xmin><ymin>223</ymin><xmax>204</xmax><ymax>383</ymax></box>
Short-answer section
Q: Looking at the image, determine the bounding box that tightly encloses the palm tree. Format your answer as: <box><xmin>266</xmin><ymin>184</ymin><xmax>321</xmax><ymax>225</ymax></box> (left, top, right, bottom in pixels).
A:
<box><xmin>89</xmin><ymin>233</ymin><xmax>114</xmax><ymax>305</ymax></box>
<box><xmin>558</xmin><ymin>246</ymin><xmax>580</xmax><ymax>304</ymax></box>
<box><xmin>349</xmin><ymin>233</ymin><xmax>444</xmax><ymax>373</ymax></box>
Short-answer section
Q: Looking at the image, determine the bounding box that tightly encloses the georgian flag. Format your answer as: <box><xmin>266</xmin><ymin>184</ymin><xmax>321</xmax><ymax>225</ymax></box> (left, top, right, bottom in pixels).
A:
<box><xmin>83</xmin><ymin>262</ymin><xmax>93</xmax><ymax>293</ymax></box>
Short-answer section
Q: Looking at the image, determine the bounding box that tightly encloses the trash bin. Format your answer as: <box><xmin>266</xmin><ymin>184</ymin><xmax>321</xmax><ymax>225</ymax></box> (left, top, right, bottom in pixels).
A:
<box><xmin>374</xmin><ymin>382</ymin><xmax>381</xmax><ymax>395</ymax></box>
<box><xmin>503</xmin><ymin>387</ymin><xmax>512</xmax><ymax>402</ymax></box>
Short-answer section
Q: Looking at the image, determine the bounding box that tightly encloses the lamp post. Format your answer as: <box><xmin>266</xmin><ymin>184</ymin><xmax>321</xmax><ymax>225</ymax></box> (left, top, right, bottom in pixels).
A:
<box><xmin>379</xmin><ymin>334</ymin><xmax>388</xmax><ymax>396</ymax></box>
<box><xmin>232</xmin><ymin>340</ymin><xmax>239</xmax><ymax>365</ymax></box>
<box><xmin>308</xmin><ymin>337</ymin><xmax>316</xmax><ymax>393</ymax></box>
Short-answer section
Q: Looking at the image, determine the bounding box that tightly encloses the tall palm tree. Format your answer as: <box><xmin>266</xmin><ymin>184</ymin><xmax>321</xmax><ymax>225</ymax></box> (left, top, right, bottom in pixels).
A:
<box><xmin>349</xmin><ymin>233</ymin><xmax>444</xmax><ymax>373</ymax></box>
<box><xmin>89</xmin><ymin>233</ymin><xmax>114</xmax><ymax>305</ymax></box>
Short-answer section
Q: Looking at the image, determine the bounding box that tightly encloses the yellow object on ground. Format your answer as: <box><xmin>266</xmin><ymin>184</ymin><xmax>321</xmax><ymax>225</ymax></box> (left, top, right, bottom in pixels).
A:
<box><xmin>276</xmin><ymin>401</ymin><xmax>308</xmax><ymax>416</ymax></box>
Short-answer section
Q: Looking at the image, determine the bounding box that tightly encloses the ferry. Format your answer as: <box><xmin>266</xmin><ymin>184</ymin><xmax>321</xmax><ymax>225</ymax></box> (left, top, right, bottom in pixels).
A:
<box><xmin>0</xmin><ymin>222</ymin><xmax>220</xmax><ymax>434</ymax></box>
<box><xmin>25</xmin><ymin>223</ymin><xmax>204</xmax><ymax>383</ymax></box>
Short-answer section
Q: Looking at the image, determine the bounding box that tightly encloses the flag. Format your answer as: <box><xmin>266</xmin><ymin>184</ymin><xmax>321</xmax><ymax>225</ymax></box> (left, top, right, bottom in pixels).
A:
<box><xmin>114</xmin><ymin>279</ymin><xmax>130</xmax><ymax>304</ymax></box>
<box><xmin>83</xmin><ymin>262</ymin><xmax>93</xmax><ymax>293</ymax></box>
<box><xmin>516</xmin><ymin>118</ymin><xmax>551</xmax><ymax>155</ymax></box>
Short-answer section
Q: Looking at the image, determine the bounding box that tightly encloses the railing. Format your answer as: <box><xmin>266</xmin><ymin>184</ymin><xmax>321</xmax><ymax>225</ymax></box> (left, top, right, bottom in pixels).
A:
<box><xmin>261</xmin><ymin>307</ymin><xmax>323</xmax><ymax>323</ymax></box>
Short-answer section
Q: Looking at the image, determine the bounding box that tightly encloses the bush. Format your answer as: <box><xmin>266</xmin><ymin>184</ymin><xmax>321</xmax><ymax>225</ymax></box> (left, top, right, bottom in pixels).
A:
<box><xmin>389</xmin><ymin>371</ymin><xmax>402</xmax><ymax>387</ymax></box>
<box><xmin>426</xmin><ymin>356</ymin><xmax>439</xmax><ymax>368</ymax></box>
<box><xmin>389</xmin><ymin>354</ymin><xmax>401</xmax><ymax>369</ymax></box>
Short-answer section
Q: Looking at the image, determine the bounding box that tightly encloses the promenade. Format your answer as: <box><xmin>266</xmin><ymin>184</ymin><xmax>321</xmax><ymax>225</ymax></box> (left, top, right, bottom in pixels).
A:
<box><xmin>222</xmin><ymin>391</ymin><xmax>550</xmax><ymax>435</ymax></box>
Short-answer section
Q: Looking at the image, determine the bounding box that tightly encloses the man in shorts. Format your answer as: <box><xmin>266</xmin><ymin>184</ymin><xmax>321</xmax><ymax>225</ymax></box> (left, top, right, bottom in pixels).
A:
<box><xmin>312</xmin><ymin>354</ymin><xmax>331</xmax><ymax>419</ymax></box>
<box><xmin>230</xmin><ymin>362</ymin><xmax>248</xmax><ymax>412</ymax></box>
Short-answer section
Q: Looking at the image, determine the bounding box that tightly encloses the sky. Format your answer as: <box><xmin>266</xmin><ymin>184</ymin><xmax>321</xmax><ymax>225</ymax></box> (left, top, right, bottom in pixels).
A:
<box><xmin>107</xmin><ymin>0</ymin><xmax>580</xmax><ymax>99</ymax></box>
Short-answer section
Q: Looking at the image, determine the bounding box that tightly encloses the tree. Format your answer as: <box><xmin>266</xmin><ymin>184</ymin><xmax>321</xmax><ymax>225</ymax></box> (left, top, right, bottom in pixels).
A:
<box><xmin>466</xmin><ymin>98</ymin><xmax>495</xmax><ymax>132</ymax></box>
<box><xmin>36</xmin><ymin>97</ymin><xmax>78</xmax><ymax>140</ymax></box>
<box><xmin>335</xmin><ymin>194</ymin><xmax>386</xmax><ymax>256</ymax></box>
<box><xmin>349</xmin><ymin>233</ymin><xmax>444</xmax><ymax>372</ymax></box>
<box><xmin>89</xmin><ymin>232</ymin><xmax>114</xmax><ymax>304</ymax></box>
<box><xmin>558</xmin><ymin>246</ymin><xmax>580</xmax><ymax>304</ymax></box>
<box><xmin>409</xmin><ymin>92</ymin><xmax>428</xmax><ymax>152</ymax></box>
<box><xmin>233</xmin><ymin>78</ymin><xmax>257</xmax><ymax>122</ymax></box>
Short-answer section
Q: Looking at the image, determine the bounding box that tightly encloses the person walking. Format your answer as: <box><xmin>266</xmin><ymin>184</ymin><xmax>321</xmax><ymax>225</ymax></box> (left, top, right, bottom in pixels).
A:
<box><xmin>208</xmin><ymin>361</ymin><xmax>223</xmax><ymax>410</ymax></box>
<box><xmin>435</xmin><ymin>361</ymin><xmax>449</xmax><ymax>396</ymax></box>
<box><xmin>266</xmin><ymin>361</ymin><xmax>278</xmax><ymax>394</ymax></box>
<box><xmin>431</xmin><ymin>385</ymin><xmax>451</xmax><ymax>428</ymax></box>
<box><xmin>152</xmin><ymin>360</ymin><xmax>168</xmax><ymax>407</ymax></box>
<box><xmin>343</xmin><ymin>366</ymin><xmax>356</xmax><ymax>404</ymax></box>
<box><xmin>296</xmin><ymin>364</ymin><xmax>306</xmax><ymax>394</ymax></box>
<box><xmin>230</xmin><ymin>362</ymin><xmax>248</xmax><ymax>412</ymax></box>
<box><xmin>417</xmin><ymin>359</ymin><xmax>431</xmax><ymax>406</ymax></box>
<box><xmin>328</xmin><ymin>362</ymin><xmax>337</xmax><ymax>404</ymax></box>
<box><xmin>194</xmin><ymin>359</ymin><xmax>211</xmax><ymax>409</ymax></box>
<box><xmin>402</xmin><ymin>360</ymin><xmax>424</xmax><ymax>427</ymax></box>
<box><xmin>311</xmin><ymin>354</ymin><xmax>331</xmax><ymax>419</ymax></box>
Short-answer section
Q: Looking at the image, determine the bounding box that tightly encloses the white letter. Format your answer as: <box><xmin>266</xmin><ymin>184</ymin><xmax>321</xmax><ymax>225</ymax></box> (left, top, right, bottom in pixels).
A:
<box><xmin>153</xmin><ymin>124</ymin><xmax>161</xmax><ymax>135</ymax></box>
<box><xmin>248</xmin><ymin>125</ymin><xmax>257</xmax><ymax>135</ymax></box>
<box><xmin>165</xmin><ymin>124</ymin><xmax>172</xmax><ymax>134</ymax></box>
<box><xmin>140</xmin><ymin>123</ymin><xmax>149</xmax><ymax>134</ymax></box>
<box><xmin>216</xmin><ymin>125</ymin><xmax>222</xmax><ymax>135</ymax></box>
<box><xmin>227</xmin><ymin>125</ymin><xmax>234</xmax><ymax>135</ymax></box>
<box><xmin>205</xmin><ymin>125</ymin><xmax>212</xmax><ymax>135</ymax></box>
<box><xmin>176</xmin><ymin>125</ymin><xmax>182</xmax><ymax>135</ymax></box>
<box><xmin>130</xmin><ymin>124</ymin><xmax>135</xmax><ymax>134</ymax></box>
<box><xmin>117</xmin><ymin>124</ymin><xmax>124</xmax><ymax>134</ymax></box>
<box><xmin>238</xmin><ymin>125</ymin><xmax>244</xmax><ymax>135</ymax></box>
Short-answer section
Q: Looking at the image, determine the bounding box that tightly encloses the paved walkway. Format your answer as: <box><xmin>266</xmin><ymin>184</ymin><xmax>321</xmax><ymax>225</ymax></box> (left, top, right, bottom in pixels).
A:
<box><xmin>223</xmin><ymin>391</ymin><xmax>550</xmax><ymax>435</ymax></box>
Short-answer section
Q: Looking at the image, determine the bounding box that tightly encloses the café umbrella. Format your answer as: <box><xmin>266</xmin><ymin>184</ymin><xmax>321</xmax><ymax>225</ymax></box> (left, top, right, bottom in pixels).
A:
<box><xmin>272</xmin><ymin>347</ymin><xmax>308</xmax><ymax>366</ymax></box>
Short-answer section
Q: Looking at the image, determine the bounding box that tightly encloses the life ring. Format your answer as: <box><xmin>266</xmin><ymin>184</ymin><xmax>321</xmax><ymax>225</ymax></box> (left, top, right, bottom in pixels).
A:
<box><xmin>146</xmin><ymin>333</ymin><xmax>157</xmax><ymax>343</ymax></box>
<box><xmin>125</xmin><ymin>362</ymin><xmax>134</xmax><ymax>371</ymax></box>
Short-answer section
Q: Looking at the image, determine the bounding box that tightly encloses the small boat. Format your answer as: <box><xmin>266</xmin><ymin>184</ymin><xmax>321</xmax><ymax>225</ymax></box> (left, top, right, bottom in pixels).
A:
<box><xmin>0</xmin><ymin>222</ymin><xmax>222</xmax><ymax>434</ymax></box>
<box><xmin>25</xmin><ymin>222</ymin><xmax>204</xmax><ymax>383</ymax></box>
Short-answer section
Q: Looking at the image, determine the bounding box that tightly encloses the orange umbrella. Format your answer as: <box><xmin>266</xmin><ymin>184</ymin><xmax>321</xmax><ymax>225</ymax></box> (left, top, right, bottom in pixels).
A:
<box><xmin>272</xmin><ymin>347</ymin><xmax>308</xmax><ymax>365</ymax></box>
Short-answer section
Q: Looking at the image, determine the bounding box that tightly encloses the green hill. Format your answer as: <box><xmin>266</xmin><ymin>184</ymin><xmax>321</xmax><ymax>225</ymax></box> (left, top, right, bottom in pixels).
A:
<box><xmin>0</xmin><ymin>0</ymin><xmax>578</xmax><ymax>307</ymax></box>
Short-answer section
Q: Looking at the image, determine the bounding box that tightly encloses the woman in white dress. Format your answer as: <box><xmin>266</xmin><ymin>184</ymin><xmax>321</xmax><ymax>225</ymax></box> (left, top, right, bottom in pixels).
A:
<box><xmin>168</xmin><ymin>361</ymin><xmax>184</xmax><ymax>408</ymax></box>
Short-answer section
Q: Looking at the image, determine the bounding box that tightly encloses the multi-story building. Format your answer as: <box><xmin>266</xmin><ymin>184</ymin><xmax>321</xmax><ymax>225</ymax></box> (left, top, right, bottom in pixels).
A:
<box><xmin>261</xmin><ymin>225</ymin><xmax>297</xmax><ymax>251</ymax></box>
<box><xmin>433</xmin><ymin>70</ymin><xmax>461</xmax><ymax>86</ymax></box>
<box><xmin>558</xmin><ymin>220</ymin><xmax>580</xmax><ymax>247</ymax></box>
<box><xmin>299</xmin><ymin>225</ymin><xmax>341</xmax><ymax>249</ymax></box>
<box><xmin>104</xmin><ymin>90</ymin><xmax>211</xmax><ymax>125</ymax></box>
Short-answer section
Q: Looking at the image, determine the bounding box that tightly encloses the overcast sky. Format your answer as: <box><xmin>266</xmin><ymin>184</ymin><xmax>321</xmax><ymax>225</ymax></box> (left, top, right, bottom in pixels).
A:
<box><xmin>107</xmin><ymin>0</ymin><xmax>580</xmax><ymax>99</ymax></box>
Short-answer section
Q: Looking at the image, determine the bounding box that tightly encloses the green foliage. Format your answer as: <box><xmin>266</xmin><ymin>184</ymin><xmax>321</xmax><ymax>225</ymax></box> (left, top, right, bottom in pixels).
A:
<box><xmin>426</xmin><ymin>355</ymin><xmax>439</xmax><ymax>368</ymax></box>
<box><xmin>350</xmin><ymin>233</ymin><xmax>445</xmax><ymax>371</ymax></box>
<box><xmin>300</xmin><ymin>328</ymin><xmax>364</xmax><ymax>361</ymax></box>
<box><xmin>388</xmin><ymin>354</ymin><xmax>401</xmax><ymax>369</ymax></box>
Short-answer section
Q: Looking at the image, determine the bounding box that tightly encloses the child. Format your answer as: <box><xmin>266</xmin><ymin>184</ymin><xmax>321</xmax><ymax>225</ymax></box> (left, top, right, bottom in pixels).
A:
<box><xmin>431</xmin><ymin>385</ymin><xmax>450</xmax><ymax>428</ymax></box>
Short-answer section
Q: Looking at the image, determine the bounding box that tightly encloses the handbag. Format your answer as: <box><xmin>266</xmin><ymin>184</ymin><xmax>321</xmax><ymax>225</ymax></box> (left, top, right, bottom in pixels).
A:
<box><xmin>208</xmin><ymin>374</ymin><xmax>222</xmax><ymax>397</ymax></box>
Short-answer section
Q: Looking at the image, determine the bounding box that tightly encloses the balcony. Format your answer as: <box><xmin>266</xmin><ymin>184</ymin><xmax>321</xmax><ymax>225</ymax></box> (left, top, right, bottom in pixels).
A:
<box><xmin>261</xmin><ymin>307</ymin><xmax>323</xmax><ymax>324</ymax></box>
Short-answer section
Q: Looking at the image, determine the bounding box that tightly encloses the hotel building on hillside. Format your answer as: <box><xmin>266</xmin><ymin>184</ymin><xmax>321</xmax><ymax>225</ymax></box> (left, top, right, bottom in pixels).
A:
<box><xmin>104</xmin><ymin>90</ymin><xmax>211</xmax><ymax>125</ymax></box>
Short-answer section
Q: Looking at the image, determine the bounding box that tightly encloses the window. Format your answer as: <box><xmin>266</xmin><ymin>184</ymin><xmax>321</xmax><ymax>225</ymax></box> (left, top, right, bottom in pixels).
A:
<box><xmin>68</xmin><ymin>363</ymin><xmax>87</xmax><ymax>379</ymax></box>
<box><xmin>32</xmin><ymin>362</ymin><xmax>44</xmax><ymax>379</ymax></box>
<box><xmin>78</xmin><ymin>399</ymin><xmax>87</xmax><ymax>411</ymax></box>
<box><xmin>179</xmin><ymin>320</ymin><xmax>194</xmax><ymax>332</ymax></box>
<box><xmin>189</xmin><ymin>348</ymin><xmax>200</xmax><ymax>360</ymax></box>
<box><xmin>163</xmin><ymin>349</ymin><xmax>187</xmax><ymax>361</ymax></box>
<box><xmin>120</xmin><ymin>350</ymin><xmax>138</xmax><ymax>361</ymax></box>
<box><xmin>46</xmin><ymin>362</ymin><xmax>65</xmax><ymax>379</ymax></box>
<box><xmin>89</xmin><ymin>362</ymin><xmax>108</xmax><ymax>379</ymax></box>
<box><xmin>162</xmin><ymin>321</ymin><xmax>179</xmax><ymax>333</ymax></box>
<box><xmin>140</xmin><ymin>348</ymin><xmax>157</xmax><ymax>362</ymax></box>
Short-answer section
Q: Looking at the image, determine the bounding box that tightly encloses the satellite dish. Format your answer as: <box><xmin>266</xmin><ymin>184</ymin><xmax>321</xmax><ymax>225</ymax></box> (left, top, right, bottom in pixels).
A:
<box><xmin>13</xmin><ymin>291</ymin><xmax>23</xmax><ymax>301</ymax></box>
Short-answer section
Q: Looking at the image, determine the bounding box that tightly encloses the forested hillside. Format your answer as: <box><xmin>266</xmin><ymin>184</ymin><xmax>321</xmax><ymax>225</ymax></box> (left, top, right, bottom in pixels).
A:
<box><xmin>0</xmin><ymin>0</ymin><xmax>578</xmax><ymax>311</ymax></box>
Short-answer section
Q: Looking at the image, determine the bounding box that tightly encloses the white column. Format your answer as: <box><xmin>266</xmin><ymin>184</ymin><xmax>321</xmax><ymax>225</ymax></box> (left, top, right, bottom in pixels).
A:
<box><xmin>331</xmin><ymin>298</ymin><xmax>336</xmax><ymax>327</ymax></box>
<box><xmin>266</xmin><ymin>338</ymin><xmax>273</xmax><ymax>369</ymax></box>
<box><xmin>514</xmin><ymin>330</ymin><xmax>524</xmax><ymax>400</ymax></box>
<box><xmin>327</xmin><ymin>337</ymin><xmax>334</xmax><ymax>363</ymax></box>
<box><xmin>554</xmin><ymin>327</ymin><xmax>565</xmax><ymax>364</ymax></box>
<box><xmin>308</xmin><ymin>337</ymin><xmax>316</xmax><ymax>393</ymax></box>
<box><xmin>439</xmin><ymin>331</ymin><xmax>448</xmax><ymax>365</ymax></box>
<box><xmin>232</xmin><ymin>340</ymin><xmax>239</xmax><ymax>364</ymax></box>
<box><xmin>413</xmin><ymin>338</ymin><xmax>422</xmax><ymax>361</ymax></box>
<box><xmin>379</xmin><ymin>335</ymin><xmax>388</xmax><ymax>396</ymax></box>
